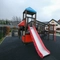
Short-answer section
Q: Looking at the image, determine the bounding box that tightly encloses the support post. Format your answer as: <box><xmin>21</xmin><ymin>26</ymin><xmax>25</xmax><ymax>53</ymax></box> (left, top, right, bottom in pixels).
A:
<box><xmin>54</xmin><ymin>25</ymin><xmax>56</xmax><ymax>41</ymax></box>
<box><xmin>31</xmin><ymin>15</ymin><xmax>33</xmax><ymax>26</ymax></box>
<box><xmin>34</xmin><ymin>14</ymin><xmax>36</xmax><ymax>27</ymax></box>
<box><xmin>23</xmin><ymin>13</ymin><xmax>24</xmax><ymax>19</ymax></box>
<box><xmin>48</xmin><ymin>24</ymin><xmax>50</xmax><ymax>40</ymax></box>
<box><xmin>24</xmin><ymin>11</ymin><xmax>27</xmax><ymax>42</ymax></box>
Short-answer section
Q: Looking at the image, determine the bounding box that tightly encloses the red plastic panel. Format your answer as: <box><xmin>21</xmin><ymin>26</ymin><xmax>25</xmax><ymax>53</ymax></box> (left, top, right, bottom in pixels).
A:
<box><xmin>18</xmin><ymin>20</ymin><xmax>25</xmax><ymax>27</ymax></box>
<box><xmin>22</xmin><ymin>34</ymin><xmax>32</xmax><ymax>43</ymax></box>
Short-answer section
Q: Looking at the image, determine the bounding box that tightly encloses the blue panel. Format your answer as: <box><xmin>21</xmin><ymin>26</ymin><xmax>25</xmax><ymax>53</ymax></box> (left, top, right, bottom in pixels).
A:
<box><xmin>25</xmin><ymin>7</ymin><xmax>36</xmax><ymax>13</ymax></box>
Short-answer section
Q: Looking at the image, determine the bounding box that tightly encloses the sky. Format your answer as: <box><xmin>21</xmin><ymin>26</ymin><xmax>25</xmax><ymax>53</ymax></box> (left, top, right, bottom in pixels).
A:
<box><xmin>0</xmin><ymin>0</ymin><xmax>60</xmax><ymax>22</ymax></box>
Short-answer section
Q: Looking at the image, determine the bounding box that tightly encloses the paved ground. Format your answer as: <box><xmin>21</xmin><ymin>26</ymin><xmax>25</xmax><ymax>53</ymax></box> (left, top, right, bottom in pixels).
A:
<box><xmin>0</xmin><ymin>35</ymin><xmax>60</xmax><ymax>60</ymax></box>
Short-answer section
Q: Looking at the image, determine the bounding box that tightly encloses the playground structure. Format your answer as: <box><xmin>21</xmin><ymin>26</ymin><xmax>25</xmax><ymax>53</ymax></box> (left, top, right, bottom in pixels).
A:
<box><xmin>18</xmin><ymin>7</ymin><xmax>50</xmax><ymax>58</ymax></box>
<box><xmin>28</xmin><ymin>20</ymin><xmax>46</xmax><ymax>34</ymax></box>
<box><xmin>47</xmin><ymin>24</ymin><xmax>56</xmax><ymax>41</ymax></box>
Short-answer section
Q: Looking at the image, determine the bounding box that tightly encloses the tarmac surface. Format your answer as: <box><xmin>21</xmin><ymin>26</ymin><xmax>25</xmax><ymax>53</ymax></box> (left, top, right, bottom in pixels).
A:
<box><xmin>0</xmin><ymin>36</ymin><xmax>60</xmax><ymax>60</ymax></box>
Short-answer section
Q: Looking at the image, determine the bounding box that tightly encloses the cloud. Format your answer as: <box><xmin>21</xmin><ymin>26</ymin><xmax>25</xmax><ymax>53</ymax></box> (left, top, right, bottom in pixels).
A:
<box><xmin>52</xmin><ymin>9</ymin><xmax>60</xmax><ymax>20</ymax></box>
<box><xmin>0</xmin><ymin>0</ymin><xmax>26</xmax><ymax>19</ymax></box>
<box><xmin>37</xmin><ymin>0</ymin><xmax>60</xmax><ymax>21</ymax></box>
<box><xmin>42</xmin><ymin>0</ymin><xmax>60</xmax><ymax>18</ymax></box>
<box><xmin>0</xmin><ymin>0</ymin><xmax>60</xmax><ymax>21</ymax></box>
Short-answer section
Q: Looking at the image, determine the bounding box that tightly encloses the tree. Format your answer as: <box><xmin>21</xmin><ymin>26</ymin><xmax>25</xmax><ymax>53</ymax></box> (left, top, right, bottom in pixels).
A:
<box><xmin>6</xmin><ymin>20</ymin><xmax>8</xmax><ymax>24</ymax></box>
<box><xmin>12</xmin><ymin>16</ymin><xmax>21</xmax><ymax>21</ymax></box>
<box><xmin>12</xmin><ymin>16</ymin><xmax>21</xmax><ymax>25</ymax></box>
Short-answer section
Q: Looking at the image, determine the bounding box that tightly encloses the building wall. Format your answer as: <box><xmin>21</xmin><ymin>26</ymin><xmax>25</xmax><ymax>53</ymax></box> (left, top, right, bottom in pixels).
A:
<box><xmin>49</xmin><ymin>20</ymin><xmax>58</xmax><ymax>25</ymax></box>
<box><xmin>45</xmin><ymin>20</ymin><xmax>60</xmax><ymax>32</ymax></box>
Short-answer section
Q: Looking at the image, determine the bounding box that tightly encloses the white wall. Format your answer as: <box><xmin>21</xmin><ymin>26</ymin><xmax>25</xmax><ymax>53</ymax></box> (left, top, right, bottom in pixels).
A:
<box><xmin>45</xmin><ymin>20</ymin><xmax>60</xmax><ymax>32</ymax></box>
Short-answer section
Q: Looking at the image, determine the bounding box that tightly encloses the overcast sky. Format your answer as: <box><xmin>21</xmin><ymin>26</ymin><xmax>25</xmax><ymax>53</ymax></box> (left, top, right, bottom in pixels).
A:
<box><xmin>0</xmin><ymin>0</ymin><xmax>60</xmax><ymax>21</ymax></box>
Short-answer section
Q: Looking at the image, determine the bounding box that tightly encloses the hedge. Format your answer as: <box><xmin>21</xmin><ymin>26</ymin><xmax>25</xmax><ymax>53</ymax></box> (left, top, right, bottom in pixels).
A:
<box><xmin>0</xmin><ymin>26</ymin><xmax>10</xmax><ymax>38</ymax></box>
<box><xmin>0</xmin><ymin>31</ymin><xmax>3</xmax><ymax>39</ymax></box>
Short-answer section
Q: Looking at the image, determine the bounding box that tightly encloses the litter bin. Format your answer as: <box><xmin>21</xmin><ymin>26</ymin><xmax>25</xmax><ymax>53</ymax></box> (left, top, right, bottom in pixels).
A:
<box><xmin>12</xmin><ymin>30</ymin><xmax>14</xmax><ymax>37</ymax></box>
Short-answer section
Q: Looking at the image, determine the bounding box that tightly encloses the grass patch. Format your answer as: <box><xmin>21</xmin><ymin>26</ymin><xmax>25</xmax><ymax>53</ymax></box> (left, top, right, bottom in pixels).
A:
<box><xmin>0</xmin><ymin>37</ymin><xmax>5</xmax><ymax>44</ymax></box>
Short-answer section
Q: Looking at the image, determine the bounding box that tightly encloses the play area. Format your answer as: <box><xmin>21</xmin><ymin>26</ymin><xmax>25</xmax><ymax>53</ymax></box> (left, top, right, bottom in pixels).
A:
<box><xmin>1</xmin><ymin>7</ymin><xmax>59</xmax><ymax>60</ymax></box>
<box><xmin>17</xmin><ymin>7</ymin><xmax>58</xmax><ymax>60</ymax></box>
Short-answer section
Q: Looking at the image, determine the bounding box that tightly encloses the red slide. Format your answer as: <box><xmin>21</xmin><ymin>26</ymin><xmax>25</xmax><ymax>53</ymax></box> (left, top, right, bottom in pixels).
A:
<box><xmin>28</xmin><ymin>26</ymin><xmax>50</xmax><ymax>58</ymax></box>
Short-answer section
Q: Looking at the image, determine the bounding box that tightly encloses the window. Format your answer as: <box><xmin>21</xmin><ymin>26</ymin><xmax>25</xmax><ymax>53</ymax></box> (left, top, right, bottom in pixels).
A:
<box><xmin>51</xmin><ymin>20</ymin><xmax>54</xmax><ymax>23</ymax></box>
<box><xmin>56</xmin><ymin>28</ymin><xmax>60</xmax><ymax>30</ymax></box>
<box><xmin>56</xmin><ymin>24</ymin><xmax>58</xmax><ymax>26</ymax></box>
